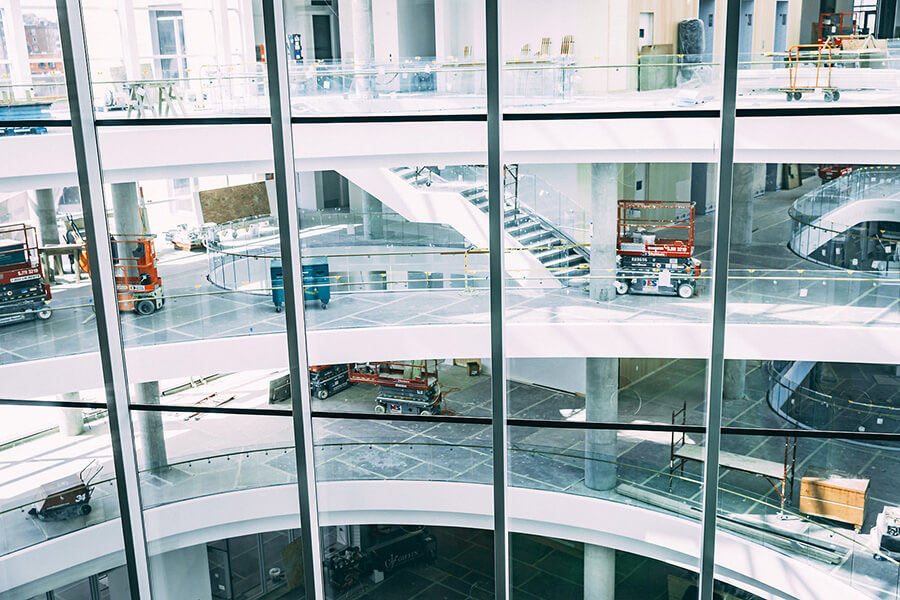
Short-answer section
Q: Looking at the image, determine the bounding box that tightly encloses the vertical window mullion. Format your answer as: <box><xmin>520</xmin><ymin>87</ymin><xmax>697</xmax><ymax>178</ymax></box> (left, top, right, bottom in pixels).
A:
<box><xmin>259</xmin><ymin>0</ymin><xmax>325</xmax><ymax>598</ymax></box>
<box><xmin>697</xmin><ymin>1</ymin><xmax>743</xmax><ymax>599</ymax></box>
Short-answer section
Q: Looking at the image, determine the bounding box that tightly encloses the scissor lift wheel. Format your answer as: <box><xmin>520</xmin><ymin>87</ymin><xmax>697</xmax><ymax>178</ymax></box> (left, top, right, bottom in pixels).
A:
<box><xmin>677</xmin><ymin>282</ymin><xmax>695</xmax><ymax>298</ymax></box>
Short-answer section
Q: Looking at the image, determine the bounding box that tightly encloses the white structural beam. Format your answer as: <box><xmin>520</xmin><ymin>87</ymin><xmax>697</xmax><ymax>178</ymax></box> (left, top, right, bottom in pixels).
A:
<box><xmin>6</xmin><ymin>114</ymin><xmax>900</xmax><ymax>192</ymax></box>
<box><xmin>2</xmin><ymin>321</ymin><xmax>898</xmax><ymax>399</ymax></box>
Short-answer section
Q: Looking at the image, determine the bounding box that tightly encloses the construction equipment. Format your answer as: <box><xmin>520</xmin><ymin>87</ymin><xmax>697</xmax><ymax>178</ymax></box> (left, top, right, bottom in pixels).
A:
<box><xmin>350</xmin><ymin>361</ymin><xmax>443</xmax><ymax>415</ymax></box>
<box><xmin>65</xmin><ymin>214</ymin><xmax>90</xmax><ymax>275</ymax></box>
<box><xmin>817</xmin><ymin>12</ymin><xmax>858</xmax><ymax>44</ymax></box>
<box><xmin>877</xmin><ymin>506</ymin><xmax>900</xmax><ymax>557</ymax></box>
<box><xmin>110</xmin><ymin>234</ymin><xmax>164</xmax><ymax>315</ymax></box>
<box><xmin>818</xmin><ymin>164</ymin><xmax>854</xmax><ymax>181</ymax></box>
<box><xmin>0</xmin><ymin>223</ymin><xmax>52</xmax><ymax>326</ymax></box>
<box><xmin>309</xmin><ymin>364</ymin><xmax>352</xmax><ymax>400</ymax></box>
<box><xmin>28</xmin><ymin>461</ymin><xmax>102</xmax><ymax>520</ymax></box>
<box><xmin>270</xmin><ymin>259</ymin><xmax>285</xmax><ymax>312</ymax></box>
<box><xmin>780</xmin><ymin>44</ymin><xmax>840</xmax><ymax>102</ymax></box>
<box><xmin>616</xmin><ymin>200</ymin><xmax>701</xmax><ymax>299</ymax></box>
<box><xmin>302</xmin><ymin>257</ymin><xmax>330</xmax><ymax>309</ymax></box>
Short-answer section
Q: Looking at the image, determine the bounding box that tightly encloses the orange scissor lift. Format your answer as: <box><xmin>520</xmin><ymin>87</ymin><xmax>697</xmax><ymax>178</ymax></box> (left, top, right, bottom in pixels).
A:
<box><xmin>781</xmin><ymin>43</ymin><xmax>840</xmax><ymax>102</ymax></box>
<box><xmin>615</xmin><ymin>200</ymin><xmax>702</xmax><ymax>299</ymax></box>
<box><xmin>110</xmin><ymin>234</ymin><xmax>165</xmax><ymax>315</ymax></box>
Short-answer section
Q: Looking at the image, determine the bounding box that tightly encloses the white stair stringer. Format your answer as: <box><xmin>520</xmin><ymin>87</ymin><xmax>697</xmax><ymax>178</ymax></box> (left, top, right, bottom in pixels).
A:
<box><xmin>339</xmin><ymin>167</ymin><xmax>561</xmax><ymax>289</ymax></box>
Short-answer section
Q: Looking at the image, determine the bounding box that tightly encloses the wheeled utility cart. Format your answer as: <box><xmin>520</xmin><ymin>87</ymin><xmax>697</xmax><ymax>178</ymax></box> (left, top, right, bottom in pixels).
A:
<box><xmin>616</xmin><ymin>200</ymin><xmax>701</xmax><ymax>299</ymax></box>
<box><xmin>0</xmin><ymin>224</ymin><xmax>52</xmax><ymax>326</ymax></box>
<box><xmin>28</xmin><ymin>462</ymin><xmax>102</xmax><ymax>520</ymax></box>
<box><xmin>780</xmin><ymin>44</ymin><xmax>840</xmax><ymax>102</ymax></box>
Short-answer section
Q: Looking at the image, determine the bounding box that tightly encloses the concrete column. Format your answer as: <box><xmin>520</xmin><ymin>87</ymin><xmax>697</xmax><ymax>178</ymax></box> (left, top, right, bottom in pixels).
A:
<box><xmin>723</xmin><ymin>359</ymin><xmax>747</xmax><ymax>401</ymax></box>
<box><xmin>585</xmin><ymin>357</ymin><xmax>618</xmax><ymax>491</ymax></box>
<box><xmin>589</xmin><ymin>163</ymin><xmax>618</xmax><ymax>302</ymax></box>
<box><xmin>338</xmin><ymin>0</ymin><xmax>376</xmax><ymax>96</ymax></box>
<box><xmin>57</xmin><ymin>391</ymin><xmax>84</xmax><ymax>437</ymax></box>
<box><xmin>110</xmin><ymin>182</ymin><xmax>145</xmax><ymax>235</ymax></box>
<box><xmin>348</xmin><ymin>182</ymin><xmax>383</xmax><ymax>239</ymax></box>
<box><xmin>297</xmin><ymin>171</ymin><xmax>319</xmax><ymax>211</ymax></box>
<box><xmin>731</xmin><ymin>163</ymin><xmax>755</xmax><ymax>245</ymax></box>
<box><xmin>364</xmin><ymin>193</ymin><xmax>383</xmax><ymax>239</ymax></box>
<box><xmin>149</xmin><ymin>544</ymin><xmax>212</xmax><ymax>600</ymax></box>
<box><xmin>583</xmin><ymin>544</ymin><xmax>615</xmax><ymax>600</ymax></box>
<box><xmin>584</xmin><ymin>359</ymin><xmax>617</xmax><ymax>600</ymax></box>
<box><xmin>35</xmin><ymin>188</ymin><xmax>60</xmax><ymax>246</ymax></box>
<box><xmin>135</xmin><ymin>381</ymin><xmax>168</xmax><ymax>472</ymax></box>
<box><xmin>690</xmin><ymin>164</ymin><xmax>708</xmax><ymax>216</ymax></box>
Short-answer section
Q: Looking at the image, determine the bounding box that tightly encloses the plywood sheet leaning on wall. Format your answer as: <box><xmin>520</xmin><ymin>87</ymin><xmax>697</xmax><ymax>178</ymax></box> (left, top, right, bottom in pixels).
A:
<box><xmin>198</xmin><ymin>181</ymin><xmax>271</xmax><ymax>224</ymax></box>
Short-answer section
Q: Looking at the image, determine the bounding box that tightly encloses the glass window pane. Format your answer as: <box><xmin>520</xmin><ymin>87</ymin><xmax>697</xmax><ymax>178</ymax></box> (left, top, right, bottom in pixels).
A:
<box><xmin>726</xmin><ymin>163</ymin><xmax>899</xmax><ymax>330</ymax></box>
<box><xmin>0</xmin><ymin>402</ymin><xmax>130</xmax><ymax>597</ymax></box>
<box><xmin>321</xmin><ymin>524</ymin><xmax>489</xmax><ymax>599</ymax></box>
<box><xmin>285</xmin><ymin>0</ymin><xmax>486</xmax><ymax>116</ymax></box>
<box><xmin>82</xmin><ymin>1</ymin><xmax>266</xmax><ymax>118</ymax></box>
<box><xmin>501</xmin><ymin>1</ymin><xmax>724</xmax><ymax>114</ymax></box>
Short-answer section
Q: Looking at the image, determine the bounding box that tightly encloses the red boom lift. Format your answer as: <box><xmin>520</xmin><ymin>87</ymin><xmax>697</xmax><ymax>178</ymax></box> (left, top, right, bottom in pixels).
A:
<box><xmin>615</xmin><ymin>200</ymin><xmax>701</xmax><ymax>299</ymax></box>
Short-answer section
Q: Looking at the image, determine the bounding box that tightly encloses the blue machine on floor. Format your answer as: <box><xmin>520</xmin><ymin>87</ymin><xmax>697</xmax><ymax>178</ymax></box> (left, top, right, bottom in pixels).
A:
<box><xmin>270</xmin><ymin>259</ymin><xmax>285</xmax><ymax>312</ymax></box>
<box><xmin>270</xmin><ymin>257</ymin><xmax>330</xmax><ymax>311</ymax></box>
<box><xmin>303</xmin><ymin>257</ymin><xmax>330</xmax><ymax>309</ymax></box>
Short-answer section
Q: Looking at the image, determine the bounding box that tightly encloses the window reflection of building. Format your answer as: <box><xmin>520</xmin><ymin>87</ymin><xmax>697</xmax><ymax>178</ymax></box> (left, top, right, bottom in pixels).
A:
<box><xmin>22</xmin><ymin>13</ymin><xmax>60</xmax><ymax>75</ymax></box>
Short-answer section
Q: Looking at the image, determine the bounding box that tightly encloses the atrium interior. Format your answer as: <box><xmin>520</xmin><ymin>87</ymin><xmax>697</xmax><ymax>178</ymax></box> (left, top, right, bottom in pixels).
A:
<box><xmin>0</xmin><ymin>0</ymin><xmax>899</xmax><ymax>599</ymax></box>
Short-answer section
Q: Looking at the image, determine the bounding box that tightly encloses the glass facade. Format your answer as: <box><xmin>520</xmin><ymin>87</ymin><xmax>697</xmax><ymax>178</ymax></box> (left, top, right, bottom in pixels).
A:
<box><xmin>0</xmin><ymin>1</ymin><xmax>898</xmax><ymax>600</ymax></box>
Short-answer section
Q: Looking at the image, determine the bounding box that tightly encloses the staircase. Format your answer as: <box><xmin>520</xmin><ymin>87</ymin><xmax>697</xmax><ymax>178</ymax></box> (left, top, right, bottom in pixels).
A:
<box><xmin>392</xmin><ymin>166</ymin><xmax>590</xmax><ymax>286</ymax></box>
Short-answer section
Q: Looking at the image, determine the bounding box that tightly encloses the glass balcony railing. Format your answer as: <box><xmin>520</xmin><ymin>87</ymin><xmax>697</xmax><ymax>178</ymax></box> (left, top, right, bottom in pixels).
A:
<box><xmin>4</xmin><ymin>429</ymin><xmax>897</xmax><ymax>599</ymax></box>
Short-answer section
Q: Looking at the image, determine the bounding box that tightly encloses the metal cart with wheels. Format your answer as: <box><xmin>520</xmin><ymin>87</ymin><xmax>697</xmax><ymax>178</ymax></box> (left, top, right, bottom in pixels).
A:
<box><xmin>28</xmin><ymin>462</ymin><xmax>102</xmax><ymax>521</ymax></box>
<box><xmin>780</xmin><ymin>44</ymin><xmax>840</xmax><ymax>103</ymax></box>
<box><xmin>615</xmin><ymin>200</ymin><xmax>701</xmax><ymax>298</ymax></box>
<box><xmin>0</xmin><ymin>223</ymin><xmax>52</xmax><ymax>326</ymax></box>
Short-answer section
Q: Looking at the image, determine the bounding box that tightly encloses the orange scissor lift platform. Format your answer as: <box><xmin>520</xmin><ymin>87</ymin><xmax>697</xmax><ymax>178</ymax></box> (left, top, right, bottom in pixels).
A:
<box><xmin>110</xmin><ymin>234</ymin><xmax>165</xmax><ymax>315</ymax></box>
<box><xmin>615</xmin><ymin>200</ymin><xmax>701</xmax><ymax>299</ymax></box>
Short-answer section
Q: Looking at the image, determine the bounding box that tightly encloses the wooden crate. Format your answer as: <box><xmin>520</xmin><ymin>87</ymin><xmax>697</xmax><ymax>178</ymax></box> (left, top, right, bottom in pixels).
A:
<box><xmin>799</xmin><ymin>467</ymin><xmax>869</xmax><ymax>530</ymax></box>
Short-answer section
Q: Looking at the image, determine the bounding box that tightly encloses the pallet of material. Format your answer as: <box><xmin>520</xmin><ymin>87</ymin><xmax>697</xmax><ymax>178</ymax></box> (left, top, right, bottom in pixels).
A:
<box><xmin>799</xmin><ymin>467</ymin><xmax>869</xmax><ymax>530</ymax></box>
